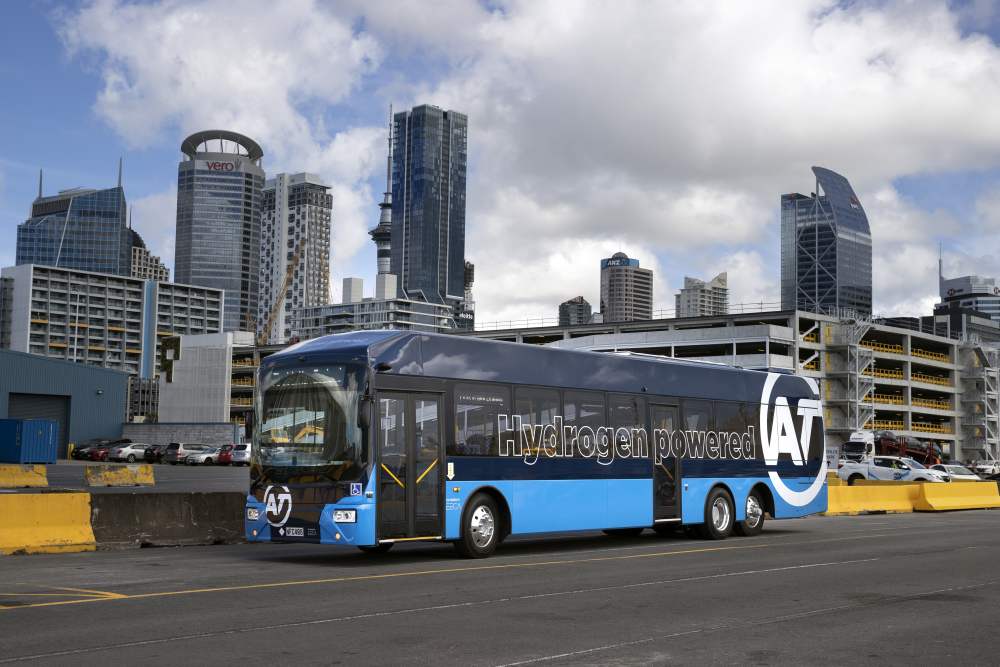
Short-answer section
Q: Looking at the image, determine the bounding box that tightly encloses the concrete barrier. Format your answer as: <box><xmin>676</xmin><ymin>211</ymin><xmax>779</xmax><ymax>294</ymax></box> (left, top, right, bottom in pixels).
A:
<box><xmin>914</xmin><ymin>482</ymin><xmax>1000</xmax><ymax>511</ymax></box>
<box><xmin>824</xmin><ymin>484</ymin><xmax>919</xmax><ymax>515</ymax></box>
<box><xmin>0</xmin><ymin>494</ymin><xmax>95</xmax><ymax>554</ymax></box>
<box><xmin>83</xmin><ymin>464</ymin><xmax>154</xmax><ymax>487</ymax></box>
<box><xmin>0</xmin><ymin>464</ymin><xmax>48</xmax><ymax>488</ymax></box>
<box><xmin>89</xmin><ymin>492</ymin><xmax>246</xmax><ymax>549</ymax></box>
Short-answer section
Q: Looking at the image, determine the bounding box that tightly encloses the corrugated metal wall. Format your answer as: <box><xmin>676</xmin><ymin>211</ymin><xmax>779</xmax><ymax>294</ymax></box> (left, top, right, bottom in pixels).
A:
<box><xmin>0</xmin><ymin>348</ymin><xmax>129</xmax><ymax>457</ymax></box>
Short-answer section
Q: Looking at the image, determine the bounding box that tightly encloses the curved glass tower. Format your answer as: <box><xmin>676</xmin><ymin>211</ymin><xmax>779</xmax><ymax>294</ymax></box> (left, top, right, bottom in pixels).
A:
<box><xmin>780</xmin><ymin>167</ymin><xmax>872</xmax><ymax>316</ymax></box>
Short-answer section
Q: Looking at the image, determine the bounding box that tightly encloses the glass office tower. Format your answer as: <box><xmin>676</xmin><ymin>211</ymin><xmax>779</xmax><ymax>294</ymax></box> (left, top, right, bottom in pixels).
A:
<box><xmin>780</xmin><ymin>167</ymin><xmax>872</xmax><ymax>316</ymax></box>
<box><xmin>390</xmin><ymin>105</ymin><xmax>468</xmax><ymax>307</ymax></box>
<box><xmin>174</xmin><ymin>130</ymin><xmax>265</xmax><ymax>333</ymax></box>
<box><xmin>17</xmin><ymin>185</ymin><xmax>136</xmax><ymax>276</ymax></box>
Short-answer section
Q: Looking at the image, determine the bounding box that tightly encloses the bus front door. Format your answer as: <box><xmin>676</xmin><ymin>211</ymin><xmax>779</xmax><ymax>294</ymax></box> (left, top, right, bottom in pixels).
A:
<box><xmin>651</xmin><ymin>405</ymin><xmax>680</xmax><ymax>520</ymax></box>
<box><xmin>376</xmin><ymin>393</ymin><xmax>444</xmax><ymax>540</ymax></box>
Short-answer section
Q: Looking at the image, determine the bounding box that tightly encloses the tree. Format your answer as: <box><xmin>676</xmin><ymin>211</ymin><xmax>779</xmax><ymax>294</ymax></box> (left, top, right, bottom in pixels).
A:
<box><xmin>143</xmin><ymin>412</ymin><xmax>158</xmax><ymax>424</ymax></box>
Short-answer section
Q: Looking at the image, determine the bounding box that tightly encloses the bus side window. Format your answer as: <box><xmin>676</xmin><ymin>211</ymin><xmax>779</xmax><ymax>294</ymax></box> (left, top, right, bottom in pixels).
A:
<box><xmin>451</xmin><ymin>383</ymin><xmax>510</xmax><ymax>456</ymax></box>
<box><xmin>681</xmin><ymin>400</ymin><xmax>714</xmax><ymax>459</ymax></box>
<box><xmin>564</xmin><ymin>390</ymin><xmax>606</xmax><ymax>458</ymax></box>
<box><xmin>715</xmin><ymin>401</ymin><xmax>749</xmax><ymax>460</ymax></box>
<box><xmin>514</xmin><ymin>387</ymin><xmax>561</xmax><ymax>456</ymax></box>
<box><xmin>609</xmin><ymin>394</ymin><xmax>647</xmax><ymax>458</ymax></box>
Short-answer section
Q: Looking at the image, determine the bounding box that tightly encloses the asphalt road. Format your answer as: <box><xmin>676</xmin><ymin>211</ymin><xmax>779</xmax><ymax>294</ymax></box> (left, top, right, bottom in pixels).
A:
<box><xmin>5</xmin><ymin>460</ymin><xmax>250</xmax><ymax>494</ymax></box>
<box><xmin>2</xmin><ymin>511</ymin><xmax>999</xmax><ymax>666</ymax></box>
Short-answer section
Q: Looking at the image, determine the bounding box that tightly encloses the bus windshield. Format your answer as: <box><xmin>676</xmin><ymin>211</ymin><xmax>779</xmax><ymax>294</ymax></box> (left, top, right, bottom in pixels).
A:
<box><xmin>254</xmin><ymin>362</ymin><xmax>369</xmax><ymax>481</ymax></box>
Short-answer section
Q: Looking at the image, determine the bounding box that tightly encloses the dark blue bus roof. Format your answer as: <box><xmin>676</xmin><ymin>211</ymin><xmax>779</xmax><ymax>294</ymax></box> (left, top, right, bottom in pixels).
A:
<box><xmin>268</xmin><ymin>331</ymin><xmax>817</xmax><ymax>404</ymax></box>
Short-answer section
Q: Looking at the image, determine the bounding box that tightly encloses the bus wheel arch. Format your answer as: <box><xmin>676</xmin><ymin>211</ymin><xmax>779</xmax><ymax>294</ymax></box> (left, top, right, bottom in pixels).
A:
<box><xmin>750</xmin><ymin>482</ymin><xmax>775</xmax><ymax>519</ymax></box>
<box><xmin>467</xmin><ymin>485</ymin><xmax>511</xmax><ymax>542</ymax></box>
<box><xmin>734</xmin><ymin>483</ymin><xmax>771</xmax><ymax>537</ymax></box>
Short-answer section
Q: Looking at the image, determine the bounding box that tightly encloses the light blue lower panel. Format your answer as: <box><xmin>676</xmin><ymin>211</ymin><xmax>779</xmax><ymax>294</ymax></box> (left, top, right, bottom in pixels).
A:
<box><xmin>682</xmin><ymin>477</ymin><xmax>828</xmax><ymax>524</ymax></box>
<box><xmin>445</xmin><ymin>480</ymin><xmax>514</xmax><ymax>539</ymax></box>
<box><xmin>608</xmin><ymin>478</ymin><xmax>653</xmax><ymax>528</ymax></box>
<box><xmin>513</xmin><ymin>479</ymin><xmax>608</xmax><ymax>534</ymax></box>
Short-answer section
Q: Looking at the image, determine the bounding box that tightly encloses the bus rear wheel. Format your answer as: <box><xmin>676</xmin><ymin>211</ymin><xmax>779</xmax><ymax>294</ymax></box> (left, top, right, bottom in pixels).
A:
<box><xmin>358</xmin><ymin>543</ymin><xmax>394</xmax><ymax>554</ymax></box>
<box><xmin>455</xmin><ymin>493</ymin><xmax>500</xmax><ymax>559</ymax></box>
<box><xmin>733</xmin><ymin>490</ymin><xmax>765</xmax><ymax>537</ymax></box>
<box><xmin>697</xmin><ymin>487</ymin><xmax>734</xmax><ymax>540</ymax></box>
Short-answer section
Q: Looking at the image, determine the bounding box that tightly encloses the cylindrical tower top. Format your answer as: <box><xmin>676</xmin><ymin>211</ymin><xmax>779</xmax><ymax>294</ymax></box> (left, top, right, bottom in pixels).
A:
<box><xmin>180</xmin><ymin>130</ymin><xmax>264</xmax><ymax>161</ymax></box>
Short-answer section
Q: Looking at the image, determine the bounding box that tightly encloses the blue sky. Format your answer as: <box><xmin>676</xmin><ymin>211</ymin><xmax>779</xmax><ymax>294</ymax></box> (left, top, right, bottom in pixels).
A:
<box><xmin>5</xmin><ymin>0</ymin><xmax>1000</xmax><ymax>323</ymax></box>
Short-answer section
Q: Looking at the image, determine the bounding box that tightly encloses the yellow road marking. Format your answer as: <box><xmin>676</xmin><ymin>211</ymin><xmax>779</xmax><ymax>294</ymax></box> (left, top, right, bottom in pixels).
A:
<box><xmin>0</xmin><ymin>531</ymin><xmax>929</xmax><ymax>612</ymax></box>
<box><xmin>381</xmin><ymin>463</ymin><xmax>404</xmax><ymax>488</ymax></box>
<box><xmin>415</xmin><ymin>459</ymin><xmax>437</xmax><ymax>485</ymax></box>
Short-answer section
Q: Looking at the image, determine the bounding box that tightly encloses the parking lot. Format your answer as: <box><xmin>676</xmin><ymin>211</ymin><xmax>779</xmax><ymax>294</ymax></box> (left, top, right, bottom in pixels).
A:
<box><xmin>2</xmin><ymin>510</ymin><xmax>999</xmax><ymax>665</ymax></box>
<box><xmin>2</xmin><ymin>460</ymin><xmax>250</xmax><ymax>494</ymax></box>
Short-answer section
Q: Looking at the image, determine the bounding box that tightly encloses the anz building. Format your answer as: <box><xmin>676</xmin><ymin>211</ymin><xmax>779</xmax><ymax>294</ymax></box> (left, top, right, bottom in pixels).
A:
<box><xmin>174</xmin><ymin>131</ymin><xmax>265</xmax><ymax>333</ymax></box>
<box><xmin>780</xmin><ymin>167</ymin><xmax>872</xmax><ymax>316</ymax></box>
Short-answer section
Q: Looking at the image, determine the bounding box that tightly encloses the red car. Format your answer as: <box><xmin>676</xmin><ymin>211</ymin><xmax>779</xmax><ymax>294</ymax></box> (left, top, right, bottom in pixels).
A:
<box><xmin>88</xmin><ymin>445</ymin><xmax>114</xmax><ymax>461</ymax></box>
<box><xmin>217</xmin><ymin>444</ymin><xmax>235</xmax><ymax>465</ymax></box>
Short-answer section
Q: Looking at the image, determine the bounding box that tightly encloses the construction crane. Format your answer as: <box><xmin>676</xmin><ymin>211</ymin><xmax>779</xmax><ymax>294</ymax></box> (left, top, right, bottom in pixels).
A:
<box><xmin>317</xmin><ymin>250</ymin><xmax>331</xmax><ymax>304</ymax></box>
<box><xmin>247</xmin><ymin>237</ymin><xmax>308</xmax><ymax>346</ymax></box>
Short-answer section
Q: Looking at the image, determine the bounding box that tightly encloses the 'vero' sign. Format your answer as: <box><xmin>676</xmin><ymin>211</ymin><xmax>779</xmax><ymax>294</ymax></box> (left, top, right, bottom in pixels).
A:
<box><xmin>205</xmin><ymin>162</ymin><xmax>236</xmax><ymax>171</ymax></box>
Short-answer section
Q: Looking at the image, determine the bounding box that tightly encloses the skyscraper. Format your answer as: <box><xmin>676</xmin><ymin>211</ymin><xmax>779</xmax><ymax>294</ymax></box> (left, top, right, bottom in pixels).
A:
<box><xmin>559</xmin><ymin>296</ymin><xmax>592</xmax><ymax>326</ymax></box>
<box><xmin>675</xmin><ymin>272</ymin><xmax>728</xmax><ymax>318</ymax></box>
<box><xmin>174</xmin><ymin>130</ymin><xmax>265</xmax><ymax>333</ymax></box>
<box><xmin>16</xmin><ymin>167</ymin><xmax>139</xmax><ymax>276</ymax></box>
<box><xmin>259</xmin><ymin>172</ymin><xmax>332</xmax><ymax>343</ymax></box>
<box><xmin>391</xmin><ymin>105</ymin><xmax>468</xmax><ymax>308</ymax></box>
<box><xmin>600</xmin><ymin>253</ymin><xmax>653</xmax><ymax>322</ymax></box>
<box><xmin>780</xmin><ymin>167</ymin><xmax>872</xmax><ymax>315</ymax></box>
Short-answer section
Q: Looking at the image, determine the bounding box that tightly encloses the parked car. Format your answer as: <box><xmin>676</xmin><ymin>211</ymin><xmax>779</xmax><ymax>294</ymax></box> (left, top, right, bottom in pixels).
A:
<box><xmin>929</xmin><ymin>464</ymin><xmax>982</xmax><ymax>482</ymax></box>
<box><xmin>73</xmin><ymin>438</ymin><xmax>131</xmax><ymax>460</ymax></box>
<box><xmin>108</xmin><ymin>443</ymin><xmax>151</xmax><ymax>463</ymax></box>
<box><xmin>88</xmin><ymin>444</ymin><xmax>116</xmax><ymax>462</ymax></box>
<box><xmin>974</xmin><ymin>461</ymin><xmax>1000</xmax><ymax>476</ymax></box>
<box><xmin>230</xmin><ymin>443</ymin><xmax>251</xmax><ymax>466</ymax></box>
<box><xmin>144</xmin><ymin>444</ymin><xmax>169</xmax><ymax>464</ymax></box>
<box><xmin>164</xmin><ymin>443</ymin><xmax>208</xmax><ymax>465</ymax></box>
<box><xmin>217</xmin><ymin>444</ymin><xmax>234</xmax><ymax>465</ymax></box>
<box><xmin>838</xmin><ymin>456</ymin><xmax>951</xmax><ymax>485</ymax></box>
<box><xmin>185</xmin><ymin>447</ymin><xmax>221</xmax><ymax>466</ymax></box>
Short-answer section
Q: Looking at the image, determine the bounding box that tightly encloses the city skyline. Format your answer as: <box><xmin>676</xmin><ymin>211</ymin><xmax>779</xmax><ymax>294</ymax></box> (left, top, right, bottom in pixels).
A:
<box><xmin>5</xmin><ymin>3</ymin><xmax>1000</xmax><ymax>325</ymax></box>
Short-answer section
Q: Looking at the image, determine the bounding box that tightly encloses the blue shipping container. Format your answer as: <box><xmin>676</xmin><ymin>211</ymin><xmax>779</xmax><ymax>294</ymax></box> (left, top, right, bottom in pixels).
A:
<box><xmin>0</xmin><ymin>419</ymin><xmax>59</xmax><ymax>464</ymax></box>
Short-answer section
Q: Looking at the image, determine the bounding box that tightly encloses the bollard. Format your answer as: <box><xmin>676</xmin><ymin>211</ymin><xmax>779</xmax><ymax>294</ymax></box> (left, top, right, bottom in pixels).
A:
<box><xmin>0</xmin><ymin>464</ymin><xmax>48</xmax><ymax>488</ymax></box>
<box><xmin>0</xmin><ymin>493</ymin><xmax>95</xmax><ymax>554</ymax></box>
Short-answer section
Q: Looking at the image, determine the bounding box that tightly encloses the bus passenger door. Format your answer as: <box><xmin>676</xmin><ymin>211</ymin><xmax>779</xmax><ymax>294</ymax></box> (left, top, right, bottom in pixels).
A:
<box><xmin>651</xmin><ymin>405</ymin><xmax>680</xmax><ymax>520</ymax></box>
<box><xmin>376</xmin><ymin>393</ymin><xmax>444</xmax><ymax>540</ymax></box>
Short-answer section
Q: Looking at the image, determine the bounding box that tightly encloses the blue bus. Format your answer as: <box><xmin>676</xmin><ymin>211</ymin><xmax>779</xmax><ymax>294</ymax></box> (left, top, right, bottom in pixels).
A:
<box><xmin>245</xmin><ymin>331</ymin><xmax>828</xmax><ymax>558</ymax></box>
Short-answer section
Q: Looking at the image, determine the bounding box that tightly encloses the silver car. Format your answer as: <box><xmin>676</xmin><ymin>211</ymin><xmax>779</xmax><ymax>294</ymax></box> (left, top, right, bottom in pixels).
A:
<box><xmin>164</xmin><ymin>442</ymin><xmax>207</xmax><ymax>465</ymax></box>
<box><xmin>108</xmin><ymin>443</ymin><xmax>151</xmax><ymax>463</ymax></box>
<box><xmin>186</xmin><ymin>447</ymin><xmax>221</xmax><ymax>466</ymax></box>
<box><xmin>230</xmin><ymin>443</ymin><xmax>251</xmax><ymax>466</ymax></box>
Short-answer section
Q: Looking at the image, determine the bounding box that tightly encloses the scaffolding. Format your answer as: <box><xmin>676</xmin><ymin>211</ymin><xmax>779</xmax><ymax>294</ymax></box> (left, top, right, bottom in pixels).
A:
<box><xmin>961</xmin><ymin>341</ymin><xmax>1000</xmax><ymax>461</ymax></box>
<box><xmin>826</xmin><ymin>310</ymin><xmax>874</xmax><ymax>434</ymax></box>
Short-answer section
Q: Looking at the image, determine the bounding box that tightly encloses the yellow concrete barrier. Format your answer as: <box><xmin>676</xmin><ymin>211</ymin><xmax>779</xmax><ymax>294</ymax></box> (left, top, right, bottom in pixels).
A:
<box><xmin>824</xmin><ymin>484</ymin><xmax>919</xmax><ymax>515</ymax></box>
<box><xmin>914</xmin><ymin>481</ymin><xmax>1000</xmax><ymax>511</ymax></box>
<box><xmin>0</xmin><ymin>464</ymin><xmax>48</xmax><ymax>488</ymax></box>
<box><xmin>83</xmin><ymin>464</ymin><xmax>155</xmax><ymax>487</ymax></box>
<box><xmin>0</xmin><ymin>494</ymin><xmax>95</xmax><ymax>554</ymax></box>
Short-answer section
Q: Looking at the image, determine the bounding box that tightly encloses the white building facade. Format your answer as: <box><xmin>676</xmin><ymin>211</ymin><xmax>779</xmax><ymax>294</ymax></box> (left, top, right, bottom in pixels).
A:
<box><xmin>675</xmin><ymin>272</ymin><xmax>729</xmax><ymax>318</ymax></box>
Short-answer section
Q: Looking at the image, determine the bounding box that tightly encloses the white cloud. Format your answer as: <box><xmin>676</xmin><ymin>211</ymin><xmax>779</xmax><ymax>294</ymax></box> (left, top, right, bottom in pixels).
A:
<box><xmin>130</xmin><ymin>186</ymin><xmax>177</xmax><ymax>271</ymax></box>
<box><xmin>56</xmin><ymin>0</ymin><xmax>1000</xmax><ymax>322</ymax></box>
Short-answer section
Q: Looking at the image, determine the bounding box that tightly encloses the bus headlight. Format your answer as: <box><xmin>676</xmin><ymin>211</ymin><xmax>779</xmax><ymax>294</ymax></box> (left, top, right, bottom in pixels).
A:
<box><xmin>246</xmin><ymin>507</ymin><xmax>259</xmax><ymax>521</ymax></box>
<box><xmin>333</xmin><ymin>509</ymin><xmax>357</xmax><ymax>523</ymax></box>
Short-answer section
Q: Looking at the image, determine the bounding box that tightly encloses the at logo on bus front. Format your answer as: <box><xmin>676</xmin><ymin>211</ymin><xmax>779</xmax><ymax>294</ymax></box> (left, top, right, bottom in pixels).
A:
<box><xmin>350</xmin><ymin>483</ymin><xmax>362</xmax><ymax>496</ymax></box>
<box><xmin>264</xmin><ymin>485</ymin><xmax>292</xmax><ymax>527</ymax></box>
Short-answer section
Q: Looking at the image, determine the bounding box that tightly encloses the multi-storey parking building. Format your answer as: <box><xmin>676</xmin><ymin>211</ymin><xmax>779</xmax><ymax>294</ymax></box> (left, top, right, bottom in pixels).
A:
<box><xmin>0</xmin><ymin>264</ymin><xmax>222</xmax><ymax>379</ymax></box>
<box><xmin>456</xmin><ymin>308</ymin><xmax>1000</xmax><ymax>462</ymax></box>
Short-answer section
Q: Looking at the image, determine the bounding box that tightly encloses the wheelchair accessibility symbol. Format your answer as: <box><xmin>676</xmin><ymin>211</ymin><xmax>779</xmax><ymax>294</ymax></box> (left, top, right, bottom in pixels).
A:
<box><xmin>350</xmin><ymin>483</ymin><xmax>362</xmax><ymax>496</ymax></box>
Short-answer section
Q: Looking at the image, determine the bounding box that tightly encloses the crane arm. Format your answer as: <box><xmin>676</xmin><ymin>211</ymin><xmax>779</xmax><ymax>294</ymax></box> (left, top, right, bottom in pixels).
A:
<box><xmin>259</xmin><ymin>237</ymin><xmax>308</xmax><ymax>345</ymax></box>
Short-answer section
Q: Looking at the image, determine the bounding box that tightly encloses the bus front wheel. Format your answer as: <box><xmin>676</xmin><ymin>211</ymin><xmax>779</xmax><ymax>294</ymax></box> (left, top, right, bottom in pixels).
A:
<box><xmin>697</xmin><ymin>487</ymin><xmax>734</xmax><ymax>540</ymax></box>
<box><xmin>455</xmin><ymin>493</ymin><xmax>500</xmax><ymax>559</ymax></box>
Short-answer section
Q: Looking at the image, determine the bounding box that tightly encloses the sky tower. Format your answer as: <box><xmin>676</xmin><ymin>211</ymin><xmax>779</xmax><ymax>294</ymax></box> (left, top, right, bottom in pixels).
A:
<box><xmin>369</xmin><ymin>105</ymin><xmax>395</xmax><ymax>299</ymax></box>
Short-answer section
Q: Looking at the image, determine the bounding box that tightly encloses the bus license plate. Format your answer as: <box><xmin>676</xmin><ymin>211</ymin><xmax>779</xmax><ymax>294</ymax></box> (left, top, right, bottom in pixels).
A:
<box><xmin>285</xmin><ymin>527</ymin><xmax>304</xmax><ymax>537</ymax></box>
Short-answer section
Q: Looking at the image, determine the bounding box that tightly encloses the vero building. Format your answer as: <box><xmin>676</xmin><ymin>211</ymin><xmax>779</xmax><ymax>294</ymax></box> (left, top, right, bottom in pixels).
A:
<box><xmin>174</xmin><ymin>131</ymin><xmax>265</xmax><ymax>333</ymax></box>
<box><xmin>780</xmin><ymin>167</ymin><xmax>872</xmax><ymax>316</ymax></box>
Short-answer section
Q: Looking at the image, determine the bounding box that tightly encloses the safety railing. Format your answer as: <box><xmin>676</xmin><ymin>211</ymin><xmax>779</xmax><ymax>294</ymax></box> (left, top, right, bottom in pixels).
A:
<box><xmin>862</xmin><ymin>368</ymin><xmax>905</xmax><ymax>380</ymax></box>
<box><xmin>231</xmin><ymin>397</ymin><xmax>253</xmax><ymax>406</ymax></box>
<box><xmin>860</xmin><ymin>340</ymin><xmax>904</xmax><ymax>355</ymax></box>
<box><xmin>861</xmin><ymin>393</ymin><xmax>904</xmax><ymax>405</ymax></box>
<box><xmin>911</xmin><ymin>423</ymin><xmax>951</xmax><ymax>434</ymax></box>
<box><xmin>232</xmin><ymin>359</ymin><xmax>258</xmax><ymax>367</ymax></box>
<box><xmin>911</xmin><ymin>348</ymin><xmax>950</xmax><ymax>363</ymax></box>
<box><xmin>230</xmin><ymin>417</ymin><xmax>246</xmax><ymax>425</ymax></box>
<box><xmin>865</xmin><ymin>420</ymin><xmax>905</xmax><ymax>430</ymax></box>
<box><xmin>912</xmin><ymin>372</ymin><xmax>951</xmax><ymax>387</ymax></box>
<box><xmin>231</xmin><ymin>378</ymin><xmax>254</xmax><ymax>386</ymax></box>
<box><xmin>801</xmin><ymin>332</ymin><xmax>818</xmax><ymax>343</ymax></box>
<box><xmin>911</xmin><ymin>398</ymin><xmax>951</xmax><ymax>410</ymax></box>
<box><xmin>802</xmin><ymin>359</ymin><xmax>819</xmax><ymax>371</ymax></box>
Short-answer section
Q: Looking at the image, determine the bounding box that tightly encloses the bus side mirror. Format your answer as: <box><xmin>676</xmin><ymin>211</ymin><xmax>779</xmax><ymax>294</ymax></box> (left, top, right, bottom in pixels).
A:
<box><xmin>245</xmin><ymin>410</ymin><xmax>255</xmax><ymax>440</ymax></box>
<box><xmin>359</xmin><ymin>398</ymin><xmax>372</xmax><ymax>430</ymax></box>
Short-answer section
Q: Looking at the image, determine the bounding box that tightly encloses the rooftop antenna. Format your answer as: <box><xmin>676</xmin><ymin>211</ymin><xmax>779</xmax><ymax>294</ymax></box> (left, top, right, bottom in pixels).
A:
<box><xmin>387</xmin><ymin>103</ymin><xmax>393</xmax><ymax>190</ymax></box>
<box><xmin>118</xmin><ymin>157</ymin><xmax>122</xmax><ymax>187</ymax></box>
<box><xmin>129</xmin><ymin>205</ymin><xmax>133</xmax><ymax>230</ymax></box>
<box><xmin>38</xmin><ymin>169</ymin><xmax>42</xmax><ymax>198</ymax></box>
